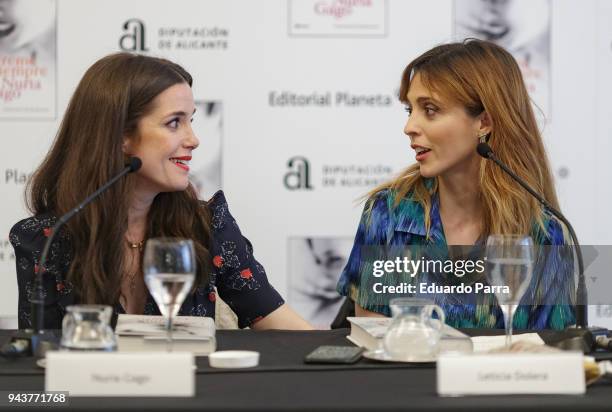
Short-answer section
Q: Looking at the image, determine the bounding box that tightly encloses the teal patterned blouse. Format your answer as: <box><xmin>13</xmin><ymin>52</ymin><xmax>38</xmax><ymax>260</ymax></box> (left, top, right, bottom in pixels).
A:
<box><xmin>336</xmin><ymin>184</ymin><xmax>576</xmax><ymax>330</ymax></box>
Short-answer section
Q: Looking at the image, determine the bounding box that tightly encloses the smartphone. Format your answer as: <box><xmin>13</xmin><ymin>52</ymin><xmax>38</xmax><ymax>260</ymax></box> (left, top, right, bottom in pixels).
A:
<box><xmin>304</xmin><ymin>345</ymin><xmax>364</xmax><ymax>364</ymax></box>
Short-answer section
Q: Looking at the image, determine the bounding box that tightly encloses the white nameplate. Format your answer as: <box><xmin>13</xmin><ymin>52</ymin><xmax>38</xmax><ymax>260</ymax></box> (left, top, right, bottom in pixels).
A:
<box><xmin>437</xmin><ymin>352</ymin><xmax>585</xmax><ymax>396</ymax></box>
<box><xmin>45</xmin><ymin>351</ymin><xmax>195</xmax><ymax>397</ymax></box>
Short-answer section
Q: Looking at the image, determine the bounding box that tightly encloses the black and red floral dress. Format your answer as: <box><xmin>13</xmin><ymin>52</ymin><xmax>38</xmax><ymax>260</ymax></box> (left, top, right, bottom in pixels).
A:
<box><xmin>9</xmin><ymin>191</ymin><xmax>284</xmax><ymax>329</ymax></box>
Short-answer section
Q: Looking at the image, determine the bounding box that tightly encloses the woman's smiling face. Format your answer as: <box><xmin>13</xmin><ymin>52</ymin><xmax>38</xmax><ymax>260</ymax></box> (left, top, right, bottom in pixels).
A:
<box><xmin>123</xmin><ymin>82</ymin><xmax>199</xmax><ymax>197</ymax></box>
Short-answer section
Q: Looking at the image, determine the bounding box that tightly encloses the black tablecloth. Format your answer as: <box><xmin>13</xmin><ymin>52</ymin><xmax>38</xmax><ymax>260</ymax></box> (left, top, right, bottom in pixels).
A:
<box><xmin>1</xmin><ymin>329</ymin><xmax>611</xmax><ymax>412</ymax></box>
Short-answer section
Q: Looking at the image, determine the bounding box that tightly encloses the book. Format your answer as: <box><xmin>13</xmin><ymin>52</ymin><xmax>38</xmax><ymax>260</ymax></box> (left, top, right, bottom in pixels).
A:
<box><xmin>347</xmin><ymin>317</ymin><xmax>471</xmax><ymax>351</ymax></box>
<box><xmin>470</xmin><ymin>334</ymin><xmax>544</xmax><ymax>352</ymax></box>
<box><xmin>115</xmin><ymin>314</ymin><xmax>216</xmax><ymax>356</ymax></box>
<box><xmin>346</xmin><ymin>317</ymin><xmax>390</xmax><ymax>351</ymax></box>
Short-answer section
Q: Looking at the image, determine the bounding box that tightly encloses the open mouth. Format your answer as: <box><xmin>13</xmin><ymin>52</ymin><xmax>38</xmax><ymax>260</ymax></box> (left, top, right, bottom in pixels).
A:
<box><xmin>414</xmin><ymin>147</ymin><xmax>431</xmax><ymax>161</ymax></box>
<box><xmin>0</xmin><ymin>22</ymin><xmax>15</xmax><ymax>38</ymax></box>
<box><xmin>169</xmin><ymin>156</ymin><xmax>191</xmax><ymax>172</ymax></box>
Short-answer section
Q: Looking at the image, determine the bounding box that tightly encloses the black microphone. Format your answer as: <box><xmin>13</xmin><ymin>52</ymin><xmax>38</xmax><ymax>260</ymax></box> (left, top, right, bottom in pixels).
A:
<box><xmin>476</xmin><ymin>143</ymin><xmax>587</xmax><ymax>329</ymax></box>
<box><xmin>28</xmin><ymin>157</ymin><xmax>142</xmax><ymax>356</ymax></box>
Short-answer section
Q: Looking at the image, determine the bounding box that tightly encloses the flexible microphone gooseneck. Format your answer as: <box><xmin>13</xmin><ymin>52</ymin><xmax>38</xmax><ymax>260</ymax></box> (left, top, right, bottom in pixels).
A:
<box><xmin>476</xmin><ymin>142</ymin><xmax>587</xmax><ymax>329</ymax></box>
<box><xmin>28</xmin><ymin>157</ymin><xmax>142</xmax><ymax>355</ymax></box>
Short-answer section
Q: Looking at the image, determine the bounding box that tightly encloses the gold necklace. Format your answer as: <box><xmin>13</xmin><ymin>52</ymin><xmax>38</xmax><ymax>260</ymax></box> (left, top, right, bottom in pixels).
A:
<box><xmin>125</xmin><ymin>230</ymin><xmax>144</xmax><ymax>252</ymax></box>
<box><xmin>126</xmin><ymin>240</ymin><xmax>144</xmax><ymax>252</ymax></box>
<box><xmin>124</xmin><ymin>246</ymin><xmax>142</xmax><ymax>295</ymax></box>
<box><xmin>125</xmin><ymin>233</ymin><xmax>145</xmax><ymax>298</ymax></box>
<box><xmin>124</xmin><ymin>235</ymin><xmax>144</xmax><ymax>295</ymax></box>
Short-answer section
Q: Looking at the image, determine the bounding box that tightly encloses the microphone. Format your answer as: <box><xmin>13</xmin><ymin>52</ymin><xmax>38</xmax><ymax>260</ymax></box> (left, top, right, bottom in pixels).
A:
<box><xmin>476</xmin><ymin>143</ymin><xmax>587</xmax><ymax>329</ymax></box>
<box><xmin>28</xmin><ymin>157</ymin><xmax>142</xmax><ymax>356</ymax></box>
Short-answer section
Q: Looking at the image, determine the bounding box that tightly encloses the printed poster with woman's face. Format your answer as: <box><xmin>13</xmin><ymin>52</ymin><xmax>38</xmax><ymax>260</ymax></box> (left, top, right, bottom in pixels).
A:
<box><xmin>0</xmin><ymin>0</ymin><xmax>56</xmax><ymax>119</ymax></box>
<box><xmin>190</xmin><ymin>100</ymin><xmax>223</xmax><ymax>201</ymax></box>
<box><xmin>287</xmin><ymin>237</ymin><xmax>353</xmax><ymax>328</ymax></box>
<box><xmin>454</xmin><ymin>0</ymin><xmax>551</xmax><ymax>121</ymax></box>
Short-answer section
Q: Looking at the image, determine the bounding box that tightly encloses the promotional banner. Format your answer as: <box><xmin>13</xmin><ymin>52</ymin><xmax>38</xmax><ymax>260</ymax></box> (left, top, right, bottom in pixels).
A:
<box><xmin>0</xmin><ymin>0</ymin><xmax>610</xmax><ymax>329</ymax></box>
<box><xmin>0</xmin><ymin>0</ymin><xmax>57</xmax><ymax>119</ymax></box>
<box><xmin>454</xmin><ymin>0</ymin><xmax>551</xmax><ymax>119</ymax></box>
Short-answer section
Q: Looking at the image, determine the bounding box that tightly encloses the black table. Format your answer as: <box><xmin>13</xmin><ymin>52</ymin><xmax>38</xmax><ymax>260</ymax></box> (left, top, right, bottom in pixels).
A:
<box><xmin>1</xmin><ymin>329</ymin><xmax>611</xmax><ymax>412</ymax></box>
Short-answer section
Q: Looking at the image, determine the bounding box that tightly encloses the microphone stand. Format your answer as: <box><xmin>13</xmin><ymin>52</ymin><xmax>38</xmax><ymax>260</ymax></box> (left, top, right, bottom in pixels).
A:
<box><xmin>477</xmin><ymin>143</ymin><xmax>598</xmax><ymax>352</ymax></box>
<box><xmin>25</xmin><ymin>158</ymin><xmax>142</xmax><ymax>357</ymax></box>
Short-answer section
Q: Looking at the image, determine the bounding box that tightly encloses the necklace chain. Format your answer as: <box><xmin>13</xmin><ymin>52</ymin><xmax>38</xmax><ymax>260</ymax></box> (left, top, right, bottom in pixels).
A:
<box><xmin>126</xmin><ymin>240</ymin><xmax>144</xmax><ymax>252</ymax></box>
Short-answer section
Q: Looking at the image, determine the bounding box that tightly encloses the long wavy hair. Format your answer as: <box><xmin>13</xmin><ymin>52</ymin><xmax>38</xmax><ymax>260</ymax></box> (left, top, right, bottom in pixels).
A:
<box><xmin>370</xmin><ymin>39</ymin><xmax>560</xmax><ymax>238</ymax></box>
<box><xmin>27</xmin><ymin>53</ymin><xmax>212</xmax><ymax>304</ymax></box>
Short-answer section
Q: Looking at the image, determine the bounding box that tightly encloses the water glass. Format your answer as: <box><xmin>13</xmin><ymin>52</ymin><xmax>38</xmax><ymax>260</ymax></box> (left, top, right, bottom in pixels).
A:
<box><xmin>143</xmin><ymin>238</ymin><xmax>196</xmax><ymax>351</ymax></box>
<box><xmin>60</xmin><ymin>305</ymin><xmax>117</xmax><ymax>351</ymax></box>
<box><xmin>485</xmin><ymin>235</ymin><xmax>534</xmax><ymax>348</ymax></box>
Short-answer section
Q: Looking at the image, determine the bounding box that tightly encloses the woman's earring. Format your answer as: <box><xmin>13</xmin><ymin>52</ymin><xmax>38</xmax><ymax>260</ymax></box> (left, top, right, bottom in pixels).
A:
<box><xmin>478</xmin><ymin>133</ymin><xmax>488</xmax><ymax>143</ymax></box>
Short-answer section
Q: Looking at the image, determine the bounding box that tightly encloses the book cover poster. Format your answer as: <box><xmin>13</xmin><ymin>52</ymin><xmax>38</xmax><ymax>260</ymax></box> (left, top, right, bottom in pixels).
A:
<box><xmin>190</xmin><ymin>100</ymin><xmax>222</xmax><ymax>201</ymax></box>
<box><xmin>0</xmin><ymin>0</ymin><xmax>57</xmax><ymax>119</ymax></box>
<box><xmin>288</xmin><ymin>0</ymin><xmax>388</xmax><ymax>37</ymax></box>
<box><xmin>287</xmin><ymin>237</ymin><xmax>353</xmax><ymax>328</ymax></box>
<box><xmin>454</xmin><ymin>0</ymin><xmax>551</xmax><ymax>119</ymax></box>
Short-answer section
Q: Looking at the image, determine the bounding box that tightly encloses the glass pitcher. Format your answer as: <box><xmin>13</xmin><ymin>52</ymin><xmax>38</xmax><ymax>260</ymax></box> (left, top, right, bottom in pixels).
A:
<box><xmin>60</xmin><ymin>305</ymin><xmax>117</xmax><ymax>351</ymax></box>
<box><xmin>382</xmin><ymin>298</ymin><xmax>446</xmax><ymax>361</ymax></box>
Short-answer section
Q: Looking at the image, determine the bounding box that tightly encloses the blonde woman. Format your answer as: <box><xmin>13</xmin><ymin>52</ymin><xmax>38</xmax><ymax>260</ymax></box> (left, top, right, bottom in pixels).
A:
<box><xmin>336</xmin><ymin>39</ymin><xmax>575</xmax><ymax>330</ymax></box>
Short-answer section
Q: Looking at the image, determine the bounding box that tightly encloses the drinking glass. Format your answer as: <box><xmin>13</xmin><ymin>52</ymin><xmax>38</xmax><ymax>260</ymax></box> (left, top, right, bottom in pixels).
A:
<box><xmin>60</xmin><ymin>305</ymin><xmax>117</xmax><ymax>351</ymax></box>
<box><xmin>485</xmin><ymin>235</ymin><xmax>534</xmax><ymax>348</ymax></box>
<box><xmin>143</xmin><ymin>238</ymin><xmax>196</xmax><ymax>351</ymax></box>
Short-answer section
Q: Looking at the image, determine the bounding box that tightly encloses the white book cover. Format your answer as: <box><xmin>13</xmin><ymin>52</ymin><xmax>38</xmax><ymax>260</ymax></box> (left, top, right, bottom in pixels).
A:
<box><xmin>347</xmin><ymin>317</ymin><xmax>468</xmax><ymax>339</ymax></box>
<box><xmin>347</xmin><ymin>317</ymin><xmax>391</xmax><ymax>339</ymax></box>
<box><xmin>116</xmin><ymin>314</ymin><xmax>215</xmax><ymax>340</ymax></box>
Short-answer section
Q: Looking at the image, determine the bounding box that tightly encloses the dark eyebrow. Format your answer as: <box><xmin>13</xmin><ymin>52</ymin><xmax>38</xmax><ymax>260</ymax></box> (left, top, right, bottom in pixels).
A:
<box><xmin>165</xmin><ymin>108</ymin><xmax>197</xmax><ymax>118</ymax></box>
<box><xmin>406</xmin><ymin>96</ymin><xmax>442</xmax><ymax>106</ymax></box>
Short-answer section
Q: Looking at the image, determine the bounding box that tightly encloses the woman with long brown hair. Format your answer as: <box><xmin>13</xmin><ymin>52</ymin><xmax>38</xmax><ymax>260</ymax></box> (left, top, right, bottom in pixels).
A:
<box><xmin>337</xmin><ymin>39</ymin><xmax>575</xmax><ymax>330</ymax></box>
<box><xmin>10</xmin><ymin>52</ymin><xmax>312</xmax><ymax>330</ymax></box>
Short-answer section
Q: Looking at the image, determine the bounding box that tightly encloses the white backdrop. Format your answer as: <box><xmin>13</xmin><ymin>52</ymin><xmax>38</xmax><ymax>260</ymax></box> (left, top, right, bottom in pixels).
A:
<box><xmin>1</xmin><ymin>0</ymin><xmax>611</xmax><ymax>327</ymax></box>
